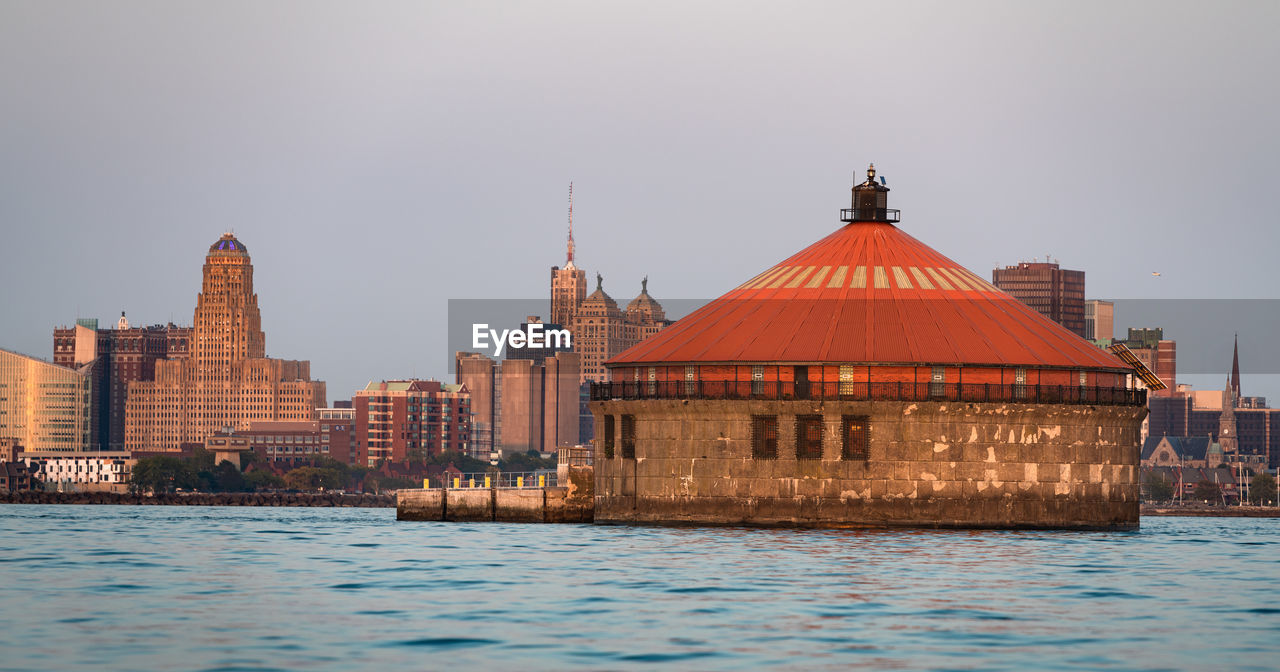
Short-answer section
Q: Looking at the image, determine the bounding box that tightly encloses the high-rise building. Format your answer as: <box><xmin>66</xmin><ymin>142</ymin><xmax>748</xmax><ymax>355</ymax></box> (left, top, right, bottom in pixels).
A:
<box><xmin>53</xmin><ymin>313</ymin><xmax>191</xmax><ymax>451</ymax></box>
<box><xmin>567</xmin><ymin>276</ymin><xmax>670</xmax><ymax>383</ymax></box>
<box><xmin>456</xmin><ymin>351</ymin><xmax>499</xmax><ymax>458</ymax></box>
<box><xmin>1084</xmin><ymin>299</ymin><xmax>1114</xmax><ymax>341</ymax></box>
<box><xmin>0</xmin><ymin>347</ymin><xmax>92</xmax><ymax>452</ymax></box>
<box><xmin>571</xmin><ymin>276</ymin><xmax>633</xmax><ymax>382</ymax></box>
<box><xmin>352</xmin><ymin>380</ymin><xmax>471</xmax><ymax>467</ymax></box>
<box><xmin>550</xmin><ymin>185</ymin><xmax>588</xmax><ymax>328</ymax></box>
<box><xmin>546</xmin><ymin>186</ymin><xmax>671</xmax><ymax>383</ymax></box>
<box><xmin>498</xmin><ymin>352</ymin><xmax>581</xmax><ymax>454</ymax></box>
<box><xmin>456</xmin><ymin>348</ymin><xmax>580</xmax><ymax>456</ymax></box>
<box><xmin>124</xmin><ymin>234</ymin><xmax>327</xmax><ymax>452</ymax></box>
<box><xmin>503</xmin><ymin>317</ymin><xmax>573</xmax><ymax>364</ymax></box>
<box><xmin>992</xmin><ymin>261</ymin><xmax>1086</xmax><ymax>338</ymax></box>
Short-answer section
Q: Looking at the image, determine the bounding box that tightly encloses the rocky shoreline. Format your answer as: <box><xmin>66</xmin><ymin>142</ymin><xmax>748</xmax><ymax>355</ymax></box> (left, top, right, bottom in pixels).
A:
<box><xmin>0</xmin><ymin>491</ymin><xmax>395</xmax><ymax>507</ymax></box>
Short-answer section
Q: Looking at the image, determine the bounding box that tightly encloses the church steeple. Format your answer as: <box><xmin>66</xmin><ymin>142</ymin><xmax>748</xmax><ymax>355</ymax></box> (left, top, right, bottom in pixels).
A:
<box><xmin>1231</xmin><ymin>333</ymin><xmax>1241</xmax><ymax>399</ymax></box>
<box><xmin>1219</xmin><ymin>377</ymin><xmax>1238</xmax><ymax>457</ymax></box>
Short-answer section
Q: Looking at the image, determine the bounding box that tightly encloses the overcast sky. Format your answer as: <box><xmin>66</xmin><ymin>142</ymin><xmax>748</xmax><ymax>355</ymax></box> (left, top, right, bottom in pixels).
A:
<box><xmin>3</xmin><ymin>1</ymin><xmax>1278</xmax><ymax>401</ymax></box>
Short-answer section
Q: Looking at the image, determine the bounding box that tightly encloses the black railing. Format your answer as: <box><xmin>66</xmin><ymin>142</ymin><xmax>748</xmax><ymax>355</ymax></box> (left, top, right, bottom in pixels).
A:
<box><xmin>840</xmin><ymin>207</ymin><xmax>900</xmax><ymax>223</ymax></box>
<box><xmin>590</xmin><ymin>380</ymin><xmax>1146</xmax><ymax>407</ymax></box>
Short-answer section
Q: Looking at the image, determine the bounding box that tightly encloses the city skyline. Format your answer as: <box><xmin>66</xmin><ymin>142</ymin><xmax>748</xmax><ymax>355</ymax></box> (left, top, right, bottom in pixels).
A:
<box><xmin>3</xmin><ymin>2</ymin><xmax>1279</xmax><ymax>400</ymax></box>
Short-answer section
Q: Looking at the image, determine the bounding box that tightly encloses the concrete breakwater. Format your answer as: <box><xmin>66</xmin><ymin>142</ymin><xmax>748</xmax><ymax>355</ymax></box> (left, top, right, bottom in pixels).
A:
<box><xmin>397</xmin><ymin>466</ymin><xmax>594</xmax><ymax>523</ymax></box>
<box><xmin>396</xmin><ymin>486</ymin><xmax>593</xmax><ymax>523</ymax></box>
<box><xmin>1</xmin><ymin>491</ymin><xmax>394</xmax><ymax>507</ymax></box>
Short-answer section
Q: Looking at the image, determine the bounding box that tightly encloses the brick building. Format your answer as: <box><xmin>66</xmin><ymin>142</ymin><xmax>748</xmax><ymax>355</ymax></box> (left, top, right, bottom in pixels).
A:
<box><xmin>992</xmin><ymin>261</ymin><xmax>1086</xmax><ymax>338</ymax></box>
<box><xmin>318</xmin><ymin>406</ymin><xmax>356</xmax><ymax>464</ymax></box>
<box><xmin>205</xmin><ymin>421</ymin><xmax>332</xmax><ymax>467</ymax></box>
<box><xmin>53</xmin><ymin>313</ymin><xmax>191</xmax><ymax>451</ymax></box>
<box><xmin>352</xmin><ymin>380</ymin><xmax>471</xmax><ymax>467</ymax></box>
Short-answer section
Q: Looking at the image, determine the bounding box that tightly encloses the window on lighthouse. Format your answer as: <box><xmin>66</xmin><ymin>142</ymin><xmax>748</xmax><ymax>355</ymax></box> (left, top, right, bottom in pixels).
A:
<box><xmin>796</xmin><ymin>415</ymin><xmax>824</xmax><ymax>460</ymax></box>
<box><xmin>603</xmin><ymin>416</ymin><xmax>615</xmax><ymax>459</ymax></box>
<box><xmin>620</xmin><ymin>415</ymin><xmax>636</xmax><ymax>459</ymax></box>
<box><xmin>842</xmin><ymin>416</ymin><xmax>869</xmax><ymax>460</ymax></box>
<box><xmin>751</xmin><ymin>415</ymin><xmax>778</xmax><ymax>459</ymax></box>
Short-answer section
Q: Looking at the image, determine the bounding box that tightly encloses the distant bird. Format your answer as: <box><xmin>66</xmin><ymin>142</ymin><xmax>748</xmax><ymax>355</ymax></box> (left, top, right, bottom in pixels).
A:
<box><xmin>1151</xmin><ymin>271</ymin><xmax>1162</xmax><ymax>277</ymax></box>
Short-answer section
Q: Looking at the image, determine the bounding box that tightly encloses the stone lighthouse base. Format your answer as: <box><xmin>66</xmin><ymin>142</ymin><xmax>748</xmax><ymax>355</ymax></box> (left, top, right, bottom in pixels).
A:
<box><xmin>591</xmin><ymin>399</ymin><xmax>1146</xmax><ymax>530</ymax></box>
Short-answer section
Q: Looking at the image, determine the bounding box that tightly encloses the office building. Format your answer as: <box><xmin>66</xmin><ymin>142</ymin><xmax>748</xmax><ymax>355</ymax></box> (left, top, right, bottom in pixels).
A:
<box><xmin>53</xmin><ymin>313</ymin><xmax>191</xmax><ymax>451</ymax></box>
<box><xmin>992</xmin><ymin>261</ymin><xmax>1086</xmax><ymax>338</ymax></box>
<box><xmin>125</xmin><ymin>234</ymin><xmax>327</xmax><ymax>452</ymax></box>
<box><xmin>0</xmin><ymin>347</ymin><xmax>92</xmax><ymax>452</ymax></box>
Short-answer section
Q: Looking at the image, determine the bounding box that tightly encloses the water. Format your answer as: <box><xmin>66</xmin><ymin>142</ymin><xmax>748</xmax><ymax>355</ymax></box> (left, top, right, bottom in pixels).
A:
<box><xmin>0</xmin><ymin>506</ymin><xmax>1276</xmax><ymax>671</ymax></box>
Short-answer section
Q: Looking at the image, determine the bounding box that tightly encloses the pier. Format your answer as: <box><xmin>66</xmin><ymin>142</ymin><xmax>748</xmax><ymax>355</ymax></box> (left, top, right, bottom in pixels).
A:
<box><xmin>396</xmin><ymin>449</ymin><xmax>593</xmax><ymax>523</ymax></box>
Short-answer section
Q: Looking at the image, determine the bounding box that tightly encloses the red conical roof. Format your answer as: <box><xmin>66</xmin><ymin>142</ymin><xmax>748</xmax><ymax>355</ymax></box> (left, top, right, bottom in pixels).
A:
<box><xmin>610</xmin><ymin>179</ymin><xmax>1127</xmax><ymax>372</ymax></box>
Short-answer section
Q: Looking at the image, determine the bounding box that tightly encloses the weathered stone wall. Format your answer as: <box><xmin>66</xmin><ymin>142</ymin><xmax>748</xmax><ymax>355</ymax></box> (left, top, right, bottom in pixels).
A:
<box><xmin>396</xmin><ymin>489</ymin><xmax>443</xmax><ymax>520</ymax></box>
<box><xmin>447</xmin><ymin>489</ymin><xmax>494</xmax><ymax>522</ymax></box>
<box><xmin>591</xmin><ymin>399</ymin><xmax>1146</xmax><ymax>530</ymax></box>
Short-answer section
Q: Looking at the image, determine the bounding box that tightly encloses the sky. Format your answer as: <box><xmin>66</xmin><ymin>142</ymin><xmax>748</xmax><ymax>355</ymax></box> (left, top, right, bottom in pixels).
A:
<box><xmin>2</xmin><ymin>1</ymin><xmax>1278</xmax><ymax>402</ymax></box>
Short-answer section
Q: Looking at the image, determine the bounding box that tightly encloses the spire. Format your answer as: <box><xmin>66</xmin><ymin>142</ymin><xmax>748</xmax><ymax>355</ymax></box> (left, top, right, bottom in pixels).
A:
<box><xmin>1231</xmin><ymin>333</ymin><xmax>1241</xmax><ymax>399</ymax></box>
<box><xmin>566</xmin><ymin>181</ymin><xmax>576</xmax><ymax>267</ymax></box>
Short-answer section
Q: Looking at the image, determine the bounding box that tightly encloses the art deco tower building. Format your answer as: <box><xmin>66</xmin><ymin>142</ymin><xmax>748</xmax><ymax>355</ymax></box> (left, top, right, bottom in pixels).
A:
<box><xmin>550</xmin><ymin>184</ymin><xmax>587</xmax><ymax>328</ymax></box>
<box><xmin>125</xmin><ymin>234</ymin><xmax>326</xmax><ymax>452</ymax></box>
<box><xmin>194</xmin><ymin>235</ymin><xmax>265</xmax><ymax>376</ymax></box>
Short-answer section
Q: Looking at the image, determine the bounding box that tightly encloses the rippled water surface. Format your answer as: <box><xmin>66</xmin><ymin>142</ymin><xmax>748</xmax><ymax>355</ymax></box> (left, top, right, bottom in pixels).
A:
<box><xmin>1</xmin><ymin>506</ymin><xmax>1277</xmax><ymax>670</ymax></box>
